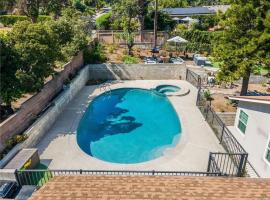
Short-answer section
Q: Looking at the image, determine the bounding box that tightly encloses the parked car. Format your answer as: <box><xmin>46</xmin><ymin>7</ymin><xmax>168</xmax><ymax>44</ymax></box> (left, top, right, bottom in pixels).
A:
<box><xmin>169</xmin><ymin>57</ymin><xmax>185</xmax><ymax>64</ymax></box>
<box><xmin>194</xmin><ymin>56</ymin><xmax>212</xmax><ymax>67</ymax></box>
<box><xmin>0</xmin><ymin>181</ymin><xmax>20</xmax><ymax>199</ymax></box>
<box><xmin>144</xmin><ymin>56</ymin><xmax>163</xmax><ymax>64</ymax></box>
<box><xmin>144</xmin><ymin>59</ymin><xmax>157</xmax><ymax>64</ymax></box>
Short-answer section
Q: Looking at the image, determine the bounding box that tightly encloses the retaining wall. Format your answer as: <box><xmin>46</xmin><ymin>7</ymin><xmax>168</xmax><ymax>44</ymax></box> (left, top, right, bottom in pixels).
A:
<box><xmin>0</xmin><ymin>41</ymin><xmax>97</xmax><ymax>153</ymax></box>
<box><xmin>216</xmin><ymin>112</ymin><xmax>236</xmax><ymax>126</ymax></box>
<box><xmin>89</xmin><ymin>64</ymin><xmax>188</xmax><ymax>80</ymax></box>
<box><xmin>0</xmin><ymin>66</ymin><xmax>90</xmax><ymax>168</ymax></box>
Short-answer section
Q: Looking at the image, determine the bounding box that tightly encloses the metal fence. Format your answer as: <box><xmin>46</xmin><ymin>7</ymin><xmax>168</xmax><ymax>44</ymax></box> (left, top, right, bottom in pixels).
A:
<box><xmin>15</xmin><ymin>169</ymin><xmax>222</xmax><ymax>187</ymax></box>
<box><xmin>186</xmin><ymin>68</ymin><xmax>251</xmax><ymax>177</ymax></box>
<box><xmin>186</xmin><ymin>69</ymin><xmax>201</xmax><ymax>89</ymax></box>
<box><xmin>198</xmin><ymin>102</ymin><xmax>246</xmax><ymax>154</ymax></box>
<box><xmin>207</xmin><ymin>153</ymin><xmax>248</xmax><ymax>177</ymax></box>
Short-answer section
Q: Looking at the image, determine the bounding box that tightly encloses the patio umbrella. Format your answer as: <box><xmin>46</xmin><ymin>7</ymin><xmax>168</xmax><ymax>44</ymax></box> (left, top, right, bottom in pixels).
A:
<box><xmin>167</xmin><ymin>36</ymin><xmax>188</xmax><ymax>56</ymax></box>
<box><xmin>167</xmin><ymin>36</ymin><xmax>188</xmax><ymax>43</ymax></box>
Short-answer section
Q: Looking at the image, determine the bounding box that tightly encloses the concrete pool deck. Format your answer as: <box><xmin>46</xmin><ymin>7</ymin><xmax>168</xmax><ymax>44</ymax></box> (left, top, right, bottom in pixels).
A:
<box><xmin>36</xmin><ymin>80</ymin><xmax>224</xmax><ymax>171</ymax></box>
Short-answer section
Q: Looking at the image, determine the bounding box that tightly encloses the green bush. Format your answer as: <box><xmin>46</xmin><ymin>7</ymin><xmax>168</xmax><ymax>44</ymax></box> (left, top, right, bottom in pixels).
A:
<box><xmin>122</xmin><ymin>55</ymin><xmax>139</xmax><ymax>64</ymax></box>
<box><xmin>0</xmin><ymin>15</ymin><xmax>51</xmax><ymax>26</ymax></box>
<box><xmin>172</xmin><ymin>29</ymin><xmax>222</xmax><ymax>54</ymax></box>
<box><xmin>96</xmin><ymin>12</ymin><xmax>112</xmax><ymax>30</ymax></box>
<box><xmin>83</xmin><ymin>43</ymin><xmax>106</xmax><ymax>64</ymax></box>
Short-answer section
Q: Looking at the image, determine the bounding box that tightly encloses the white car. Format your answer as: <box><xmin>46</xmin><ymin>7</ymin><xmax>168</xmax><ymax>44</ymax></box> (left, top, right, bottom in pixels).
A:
<box><xmin>170</xmin><ymin>57</ymin><xmax>185</xmax><ymax>64</ymax></box>
<box><xmin>144</xmin><ymin>57</ymin><xmax>157</xmax><ymax>64</ymax></box>
<box><xmin>144</xmin><ymin>60</ymin><xmax>157</xmax><ymax>64</ymax></box>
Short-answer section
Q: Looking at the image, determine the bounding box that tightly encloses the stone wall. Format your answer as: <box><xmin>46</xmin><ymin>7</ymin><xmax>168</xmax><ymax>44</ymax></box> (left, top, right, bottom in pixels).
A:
<box><xmin>0</xmin><ymin>44</ymin><xmax>95</xmax><ymax>152</ymax></box>
<box><xmin>89</xmin><ymin>64</ymin><xmax>188</xmax><ymax>80</ymax></box>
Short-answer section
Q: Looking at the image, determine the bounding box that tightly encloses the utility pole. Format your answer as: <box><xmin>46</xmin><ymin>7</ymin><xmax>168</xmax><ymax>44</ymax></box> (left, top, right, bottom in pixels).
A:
<box><xmin>153</xmin><ymin>0</ymin><xmax>158</xmax><ymax>49</ymax></box>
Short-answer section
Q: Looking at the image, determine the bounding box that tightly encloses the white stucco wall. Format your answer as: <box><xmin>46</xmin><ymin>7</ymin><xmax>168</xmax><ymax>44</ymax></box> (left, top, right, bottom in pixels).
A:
<box><xmin>229</xmin><ymin>101</ymin><xmax>270</xmax><ymax>177</ymax></box>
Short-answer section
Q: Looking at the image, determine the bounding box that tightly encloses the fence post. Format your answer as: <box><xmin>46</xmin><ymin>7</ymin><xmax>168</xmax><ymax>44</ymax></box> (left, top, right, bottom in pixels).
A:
<box><xmin>112</xmin><ymin>30</ymin><xmax>114</xmax><ymax>44</ymax></box>
<box><xmin>14</xmin><ymin>169</ymin><xmax>21</xmax><ymax>186</ymax></box>
<box><xmin>237</xmin><ymin>154</ymin><xmax>247</xmax><ymax>177</ymax></box>
<box><xmin>205</xmin><ymin>105</ymin><xmax>209</xmax><ymax>120</ymax></box>
<box><xmin>197</xmin><ymin>76</ymin><xmax>201</xmax><ymax>89</ymax></box>
<box><xmin>207</xmin><ymin>153</ymin><xmax>212</xmax><ymax>172</ymax></box>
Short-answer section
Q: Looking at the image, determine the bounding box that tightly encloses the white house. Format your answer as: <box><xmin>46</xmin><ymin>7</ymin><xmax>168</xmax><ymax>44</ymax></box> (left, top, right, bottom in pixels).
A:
<box><xmin>228</xmin><ymin>96</ymin><xmax>270</xmax><ymax>178</ymax></box>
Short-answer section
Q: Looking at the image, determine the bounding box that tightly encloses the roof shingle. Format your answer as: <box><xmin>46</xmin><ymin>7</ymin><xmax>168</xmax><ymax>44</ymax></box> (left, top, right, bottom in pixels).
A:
<box><xmin>29</xmin><ymin>176</ymin><xmax>270</xmax><ymax>200</ymax></box>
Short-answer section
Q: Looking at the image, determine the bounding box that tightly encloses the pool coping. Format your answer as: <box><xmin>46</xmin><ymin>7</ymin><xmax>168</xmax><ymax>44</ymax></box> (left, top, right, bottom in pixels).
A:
<box><xmin>36</xmin><ymin>80</ymin><xmax>225</xmax><ymax>171</ymax></box>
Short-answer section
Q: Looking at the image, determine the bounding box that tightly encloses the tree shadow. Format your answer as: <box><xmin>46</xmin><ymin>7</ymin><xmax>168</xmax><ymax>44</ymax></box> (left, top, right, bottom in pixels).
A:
<box><xmin>77</xmin><ymin>88</ymin><xmax>143</xmax><ymax>156</ymax></box>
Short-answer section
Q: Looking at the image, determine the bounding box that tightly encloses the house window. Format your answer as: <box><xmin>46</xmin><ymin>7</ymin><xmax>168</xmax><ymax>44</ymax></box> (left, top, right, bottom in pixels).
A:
<box><xmin>238</xmin><ymin>110</ymin><xmax>248</xmax><ymax>134</ymax></box>
<box><xmin>266</xmin><ymin>140</ymin><xmax>270</xmax><ymax>163</ymax></box>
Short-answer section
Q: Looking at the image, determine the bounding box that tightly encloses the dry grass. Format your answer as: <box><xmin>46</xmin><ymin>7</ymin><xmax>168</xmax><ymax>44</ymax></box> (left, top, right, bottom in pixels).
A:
<box><xmin>209</xmin><ymin>83</ymin><xmax>270</xmax><ymax>112</ymax></box>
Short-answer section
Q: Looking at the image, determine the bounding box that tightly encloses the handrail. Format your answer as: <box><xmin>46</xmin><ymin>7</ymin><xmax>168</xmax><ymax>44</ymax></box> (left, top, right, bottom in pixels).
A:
<box><xmin>16</xmin><ymin>169</ymin><xmax>222</xmax><ymax>176</ymax></box>
<box><xmin>15</xmin><ymin>169</ymin><xmax>223</xmax><ymax>186</ymax></box>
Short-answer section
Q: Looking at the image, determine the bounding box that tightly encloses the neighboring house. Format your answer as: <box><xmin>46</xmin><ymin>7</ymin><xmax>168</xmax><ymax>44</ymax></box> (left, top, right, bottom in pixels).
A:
<box><xmin>228</xmin><ymin>96</ymin><xmax>270</xmax><ymax>178</ymax></box>
<box><xmin>163</xmin><ymin>5</ymin><xmax>230</xmax><ymax>18</ymax></box>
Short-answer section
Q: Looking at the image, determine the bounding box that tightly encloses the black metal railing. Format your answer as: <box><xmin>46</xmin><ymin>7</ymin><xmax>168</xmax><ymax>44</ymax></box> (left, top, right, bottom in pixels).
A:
<box><xmin>207</xmin><ymin>153</ymin><xmax>248</xmax><ymax>177</ymax></box>
<box><xmin>15</xmin><ymin>169</ymin><xmax>222</xmax><ymax>187</ymax></box>
<box><xmin>186</xmin><ymin>69</ymin><xmax>252</xmax><ymax>177</ymax></box>
<box><xmin>186</xmin><ymin>68</ymin><xmax>201</xmax><ymax>89</ymax></box>
<box><xmin>198</xmin><ymin>103</ymin><xmax>246</xmax><ymax>154</ymax></box>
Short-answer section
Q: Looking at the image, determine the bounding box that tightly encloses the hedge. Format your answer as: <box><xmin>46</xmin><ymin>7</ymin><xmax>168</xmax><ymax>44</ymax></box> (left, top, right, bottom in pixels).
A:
<box><xmin>0</xmin><ymin>15</ymin><xmax>52</xmax><ymax>26</ymax></box>
<box><xmin>173</xmin><ymin>29</ymin><xmax>223</xmax><ymax>54</ymax></box>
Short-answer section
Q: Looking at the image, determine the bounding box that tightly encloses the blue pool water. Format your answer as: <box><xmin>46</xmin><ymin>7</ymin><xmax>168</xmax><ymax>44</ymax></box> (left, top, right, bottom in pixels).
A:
<box><xmin>77</xmin><ymin>88</ymin><xmax>181</xmax><ymax>164</ymax></box>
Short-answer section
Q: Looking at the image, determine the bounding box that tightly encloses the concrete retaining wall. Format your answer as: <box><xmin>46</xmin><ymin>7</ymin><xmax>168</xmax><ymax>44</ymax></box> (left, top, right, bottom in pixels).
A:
<box><xmin>0</xmin><ymin>66</ymin><xmax>90</xmax><ymax>168</ymax></box>
<box><xmin>23</xmin><ymin>66</ymin><xmax>89</xmax><ymax>148</ymax></box>
<box><xmin>0</xmin><ymin>42</ymin><xmax>96</xmax><ymax>152</ymax></box>
<box><xmin>89</xmin><ymin>64</ymin><xmax>188</xmax><ymax>80</ymax></box>
<box><xmin>0</xmin><ymin>169</ymin><xmax>16</xmax><ymax>181</ymax></box>
<box><xmin>0</xmin><ymin>52</ymin><xmax>83</xmax><ymax>152</ymax></box>
<box><xmin>216</xmin><ymin>112</ymin><xmax>236</xmax><ymax>126</ymax></box>
<box><xmin>235</xmin><ymin>75</ymin><xmax>269</xmax><ymax>84</ymax></box>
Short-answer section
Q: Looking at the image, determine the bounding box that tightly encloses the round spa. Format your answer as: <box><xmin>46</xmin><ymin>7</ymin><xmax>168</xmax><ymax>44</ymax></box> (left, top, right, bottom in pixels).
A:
<box><xmin>77</xmin><ymin>88</ymin><xmax>181</xmax><ymax>164</ymax></box>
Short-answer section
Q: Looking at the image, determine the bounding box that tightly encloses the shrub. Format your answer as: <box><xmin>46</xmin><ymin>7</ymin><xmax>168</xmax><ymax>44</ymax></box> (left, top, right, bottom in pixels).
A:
<box><xmin>96</xmin><ymin>12</ymin><xmax>112</xmax><ymax>30</ymax></box>
<box><xmin>122</xmin><ymin>55</ymin><xmax>139</xmax><ymax>64</ymax></box>
<box><xmin>83</xmin><ymin>43</ymin><xmax>106</xmax><ymax>64</ymax></box>
<box><xmin>176</xmin><ymin>24</ymin><xmax>187</xmax><ymax>31</ymax></box>
<box><xmin>106</xmin><ymin>44</ymin><xmax>118</xmax><ymax>53</ymax></box>
<box><xmin>0</xmin><ymin>15</ymin><xmax>51</xmax><ymax>26</ymax></box>
<box><xmin>5</xmin><ymin>134</ymin><xmax>28</xmax><ymax>150</ymax></box>
<box><xmin>172</xmin><ymin>29</ymin><xmax>222</xmax><ymax>54</ymax></box>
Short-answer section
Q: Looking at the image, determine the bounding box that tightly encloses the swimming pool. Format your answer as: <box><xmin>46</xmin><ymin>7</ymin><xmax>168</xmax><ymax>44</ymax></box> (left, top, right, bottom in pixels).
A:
<box><xmin>77</xmin><ymin>87</ymin><xmax>181</xmax><ymax>164</ymax></box>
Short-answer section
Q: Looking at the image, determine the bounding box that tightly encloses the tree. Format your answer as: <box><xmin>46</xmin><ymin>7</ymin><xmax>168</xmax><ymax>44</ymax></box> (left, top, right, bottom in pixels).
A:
<box><xmin>113</xmin><ymin>0</ymin><xmax>139</xmax><ymax>55</ymax></box>
<box><xmin>46</xmin><ymin>0</ymin><xmax>69</xmax><ymax>19</ymax></box>
<box><xmin>8</xmin><ymin>21</ymin><xmax>58</xmax><ymax>92</ymax></box>
<box><xmin>158</xmin><ymin>0</ymin><xmax>188</xmax><ymax>8</ymax></box>
<box><xmin>0</xmin><ymin>37</ymin><xmax>21</xmax><ymax>111</ymax></box>
<box><xmin>144</xmin><ymin>11</ymin><xmax>176</xmax><ymax>31</ymax></box>
<box><xmin>0</xmin><ymin>0</ymin><xmax>17</xmax><ymax>12</ymax></box>
<box><xmin>213</xmin><ymin>0</ymin><xmax>270</xmax><ymax>95</ymax></box>
<box><xmin>138</xmin><ymin>0</ymin><xmax>149</xmax><ymax>42</ymax></box>
<box><xmin>18</xmin><ymin>0</ymin><xmax>39</xmax><ymax>23</ymax></box>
